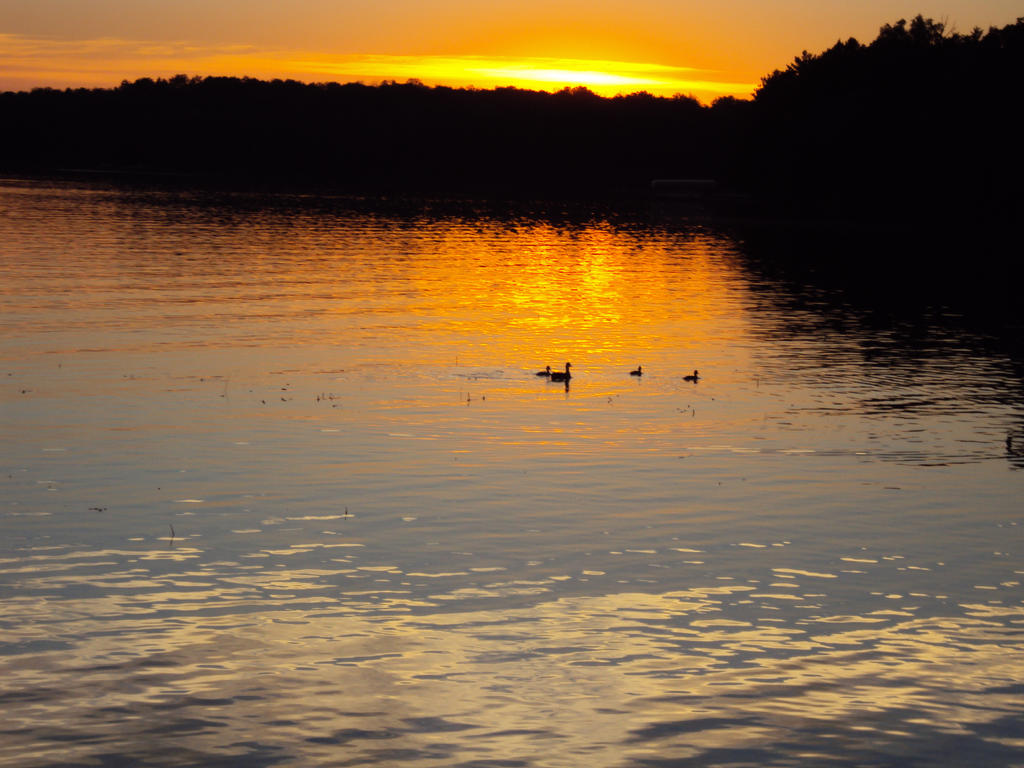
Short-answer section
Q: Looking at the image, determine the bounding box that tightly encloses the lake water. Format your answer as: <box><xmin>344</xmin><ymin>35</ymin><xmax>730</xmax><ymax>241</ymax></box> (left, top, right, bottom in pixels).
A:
<box><xmin>2</xmin><ymin>178</ymin><xmax>1023</xmax><ymax>767</ymax></box>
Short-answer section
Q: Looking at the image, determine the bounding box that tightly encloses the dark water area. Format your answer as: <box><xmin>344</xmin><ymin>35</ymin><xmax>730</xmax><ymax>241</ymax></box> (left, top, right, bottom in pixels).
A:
<box><xmin>2</xmin><ymin>178</ymin><xmax>1023</xmax><ymax>767</ymax></box>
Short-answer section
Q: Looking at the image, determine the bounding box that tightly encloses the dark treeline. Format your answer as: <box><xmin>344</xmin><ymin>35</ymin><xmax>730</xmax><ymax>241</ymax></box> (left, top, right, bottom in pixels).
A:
<box><xmin>743</xmin><ymin>15</ymin><xmax>1024</xmax><ymax>221</ymax></box>
<box><xmin>1</xmin><ymin>15</ymin><xmax>1021</xmax><ymax>224</ymax></box>
<box><xmin>0</xmin><ymin>77</ymin><xmax>716</xmax><ymax>195</ymax></box>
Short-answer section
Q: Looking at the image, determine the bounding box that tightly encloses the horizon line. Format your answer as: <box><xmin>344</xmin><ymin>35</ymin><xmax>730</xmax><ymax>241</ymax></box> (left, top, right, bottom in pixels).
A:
<box><xmin>0</xmin><ymin>34</ymin><xmax>756</xmax><ymax>102</ymax></box>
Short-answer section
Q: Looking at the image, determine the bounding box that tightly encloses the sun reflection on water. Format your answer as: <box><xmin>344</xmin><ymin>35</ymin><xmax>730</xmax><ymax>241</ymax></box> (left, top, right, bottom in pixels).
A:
<box><xmin>1</xmin><ymin>182</ymin><xmax>1023</xmax><ymax>766</ymax></box>
<box><xmin>3</xmin><ymin>558</ymin><xmax>1023</xmax><ymax>767</ymax></box>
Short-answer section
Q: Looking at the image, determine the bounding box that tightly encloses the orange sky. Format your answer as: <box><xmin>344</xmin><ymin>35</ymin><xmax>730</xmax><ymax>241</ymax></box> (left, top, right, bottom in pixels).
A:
<box><xmin>1</xmin><ymin>1</ymin><xmax>1019</xmax><ymax>102</ymax></box>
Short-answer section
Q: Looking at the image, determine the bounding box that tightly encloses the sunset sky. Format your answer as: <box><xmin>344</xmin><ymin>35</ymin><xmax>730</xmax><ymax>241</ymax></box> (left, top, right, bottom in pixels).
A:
<box><xmin>1</xmin><ymin>0</ymin><xmax>1020</xmax><ymax>102</ymax></box>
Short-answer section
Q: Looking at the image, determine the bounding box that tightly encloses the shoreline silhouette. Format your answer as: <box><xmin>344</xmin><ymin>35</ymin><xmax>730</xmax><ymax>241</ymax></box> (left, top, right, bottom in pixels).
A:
<box><xmin>1</xmin><ymin>15</ymin><xmax>1020</xmax><ymax>229</ymax></box>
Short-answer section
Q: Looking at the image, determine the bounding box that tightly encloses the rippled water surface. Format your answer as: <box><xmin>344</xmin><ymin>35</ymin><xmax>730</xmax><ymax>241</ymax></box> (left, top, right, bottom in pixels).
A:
<box><xmin>2</xmin><ymin>179</ymin><xmax>1023</xmax><ymax>767</ymax></box>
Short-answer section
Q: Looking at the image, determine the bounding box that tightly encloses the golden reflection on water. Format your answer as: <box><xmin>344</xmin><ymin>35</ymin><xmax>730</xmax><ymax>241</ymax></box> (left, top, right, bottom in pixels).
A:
<box><xmin>3</xmin><ymin>182</ymin><xmax>1024</xmax><ymax>766</ymax></box>
<box><xmin>2</xmin><ymin>578</ymin><xmax>1023</xmax><ymax>767</ymax></box>
<box><xmin>346</xmin><ymin>218</ymin><xmax>750</xmax><ymax>373</ymax></box>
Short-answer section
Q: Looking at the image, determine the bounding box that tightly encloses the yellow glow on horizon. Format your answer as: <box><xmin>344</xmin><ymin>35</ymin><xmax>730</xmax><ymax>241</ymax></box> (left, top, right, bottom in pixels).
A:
<box><xmin>0</xmin><ymin>34</ymin><xmax>755</xmax><ymax>102</ymax></box>
<box><xmin>485</xmin><ymin>67</ymin><xmax>645</xmax><ymax>85</ymax></box>
<box><xmin>289</xmin><ymin>54</ymin><xmax>752</xmax><ymax>98</ymax></box>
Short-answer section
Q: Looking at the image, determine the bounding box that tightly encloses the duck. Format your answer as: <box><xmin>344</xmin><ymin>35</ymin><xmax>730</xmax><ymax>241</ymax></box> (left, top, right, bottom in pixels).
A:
<box><xmin>683</xmin><ymin>369</ymin><xmax>700</xmax><ymax>382</ymax></box>
<box><xmin>630</xmin><ymin>365</ymin><xmax>643</xmax><ymax>376</ymax></box>
<box><xmin>549</xmin><ymin>362</ymin><xmax>572</xmax><ymax>382</ymax></box>
<box><xmin>536</xmin><ymin>365</ymin><xmax>552</xmax><ymax>377</ymax></box>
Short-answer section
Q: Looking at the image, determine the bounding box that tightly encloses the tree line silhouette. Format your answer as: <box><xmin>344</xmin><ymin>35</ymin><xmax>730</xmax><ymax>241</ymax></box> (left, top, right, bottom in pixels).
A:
<box><xmin>742</xmin><ymin>15</ymin><xmax>1023</xmax><ymax>221</ymax></box>
<box><xmin>1</xmin><ymin>15</ymin><xmax>1020</xmax><ymax>223</ymax></box>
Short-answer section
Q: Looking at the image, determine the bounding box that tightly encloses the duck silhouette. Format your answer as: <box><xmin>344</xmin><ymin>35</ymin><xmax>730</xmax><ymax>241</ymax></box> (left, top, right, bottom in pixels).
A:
<box><xmin>549</xmin><ymin>362</ymin><xmax>572</xmax><ymax>382</ymax></box>
<box><xmin>536</xmin><ymin>365</ymin><xmax>552</xmax><ymax>377</ymax></box>
<box><xmin>683</xmin><ymin>369</ymin><xmax>700</xmax><ymax>382</ymax></box>
<box><xmin>630</xmin><ymin>365</ymin><xmax>642</xmax><ymax>376</ymax></box>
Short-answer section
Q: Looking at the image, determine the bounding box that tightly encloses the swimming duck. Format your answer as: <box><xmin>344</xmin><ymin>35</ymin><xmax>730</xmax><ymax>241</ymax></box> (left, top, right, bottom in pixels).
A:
<box><xmin>549</xmin><ymin>362</ymin><xmax>572</xmax><ymax>382</ymax></box>
<box><xmin>630</xmin><ymin>365</ymin><xmax>643</xmax><ymax>376</ymax></box>
<box><xmin>536</xmin><ymin>365</ymin><xmax>552</xmax><ymax>377</ymax></box>
<box><xmin>683</xmin><ymin>369</ymin><xmax>700</xmax><ymax>382</ymax></box>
